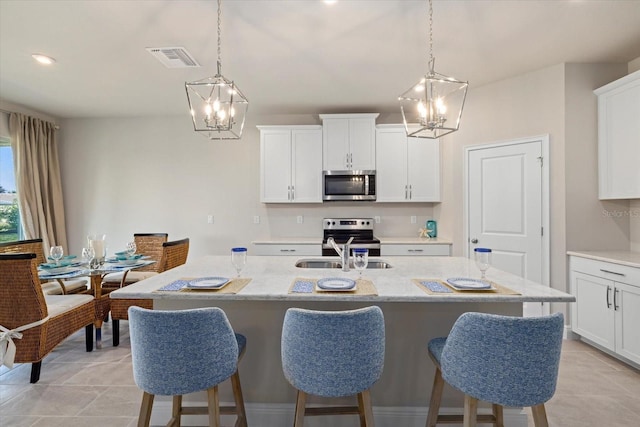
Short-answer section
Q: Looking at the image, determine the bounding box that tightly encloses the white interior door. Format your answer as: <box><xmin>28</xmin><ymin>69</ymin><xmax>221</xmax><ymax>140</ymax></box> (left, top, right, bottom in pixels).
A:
<box><xmin>466</xmin><ymin>137</ymin><xmax>549</xmax><ymax>316</ymax></box>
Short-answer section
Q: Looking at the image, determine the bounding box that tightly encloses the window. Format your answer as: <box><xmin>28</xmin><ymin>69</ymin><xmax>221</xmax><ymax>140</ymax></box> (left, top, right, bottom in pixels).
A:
<box><xmin>0</xmin><ymin>136</ymin><xmax>22</xmax><ymax>242</ymax></box>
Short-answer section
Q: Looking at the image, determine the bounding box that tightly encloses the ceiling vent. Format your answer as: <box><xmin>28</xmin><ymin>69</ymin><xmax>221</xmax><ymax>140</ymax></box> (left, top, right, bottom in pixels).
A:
<box><xmin>146</xmin><ymin>47</ymin><xmax>200</xmax><ymax>68</ymax></box>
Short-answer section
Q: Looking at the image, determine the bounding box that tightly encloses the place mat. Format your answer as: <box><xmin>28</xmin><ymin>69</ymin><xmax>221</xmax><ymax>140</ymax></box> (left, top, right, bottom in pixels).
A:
<box><xmin>412</xmin><ymin>279</ymin><xmax>520</xmax><ymax>296</ymax></box>
<box><xmin>155</xmin><ymin>277</ymin><xmax>252</xmax><ymax>294</ymax></box>
<box><xmin>289</xmin><ymin>277</ymin><xmax>378</xmax><ymax>296</ymax></box>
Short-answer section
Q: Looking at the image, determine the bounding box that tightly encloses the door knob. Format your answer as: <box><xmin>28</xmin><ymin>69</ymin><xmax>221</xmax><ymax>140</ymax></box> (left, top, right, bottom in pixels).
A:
<box><xmin>471</xmin><ymin>238</ymin><xmax>478</xmax><ymax>244</ymax></box>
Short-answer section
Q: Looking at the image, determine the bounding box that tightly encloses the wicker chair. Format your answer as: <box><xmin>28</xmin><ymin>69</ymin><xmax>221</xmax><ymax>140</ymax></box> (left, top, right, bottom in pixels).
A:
<box><xmin>0</xmin><ymin>238</ymin><xmax>88</xmax><ymax>295</ymax></box>
<box><xmin>101</xmin><ymin>233</ymin><xmax>168</xmax><ymax>291</ymax></box>
<box><xmin>0</xmin><ymin>253</ymin><xmax>95</xmax><ymax>383</ymax></box>
<box><xmin>425</xmin><ymin>312</ymin><xmax>564</xmax><ymax>427</ymax></box>
<box><xmin>110</xmin><ymin>238</ymin><xmax>189</xmax><ymax>346</ymax></box>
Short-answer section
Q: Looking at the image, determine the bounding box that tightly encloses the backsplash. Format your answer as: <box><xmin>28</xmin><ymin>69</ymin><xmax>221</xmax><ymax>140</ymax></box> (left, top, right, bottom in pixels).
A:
<box><xmin>631</xmin><ymin>200</ymin><xmax>640</xmax><ymax>252</ymax></box>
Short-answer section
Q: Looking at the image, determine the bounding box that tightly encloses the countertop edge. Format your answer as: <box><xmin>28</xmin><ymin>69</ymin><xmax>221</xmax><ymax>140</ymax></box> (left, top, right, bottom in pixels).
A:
<box><xmin>567</xmin><ymin>250</ymin><xmax>640</xmax><ymax>269</ymax></box>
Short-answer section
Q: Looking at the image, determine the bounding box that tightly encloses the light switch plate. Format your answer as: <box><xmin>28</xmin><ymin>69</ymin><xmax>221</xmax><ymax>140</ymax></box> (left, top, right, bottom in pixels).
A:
<box><xmin>297</xmin><ymin>215</ymin><xmax>304</xmax><ymax>224</ymax></box>
<box><xmin>253</xmin><ymin>216</ymin><xmax>260</xmax><ymax>224</ymax></box>
<box><xmin>374</xmin><ymin>216</ymin><xmax>381</xmax><ymax>224</ymax></box>
<box><xmin>207</xmin><ymin>214</ymin><xmax>214</xmax><ymax>224</ymax></box>
<box><xmin>410</xmin><ymin>216</ymin><xmax>417</xmax><ymax>224</ymax></box>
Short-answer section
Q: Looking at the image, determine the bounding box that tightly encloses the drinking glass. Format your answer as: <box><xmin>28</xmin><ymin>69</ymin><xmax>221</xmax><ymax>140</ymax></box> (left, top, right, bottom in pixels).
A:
<box><xmin>474</xmin><ymin>248</ymin><xmax>492</xmax><ymax>280</ymax></box>
<box><xmin>231</xmin><ymin>247</ymin><xmax>247</xmax><ymax>277</ymax></box>
<box><xmin>82</xmin><ymin>246</ymin><xmax>96</xmax><ymax>268</ymax></box>
<box><xmin>49</xmin><ymin>245</ymin><xmax>64</xmax><ymax>265</ymax></box>
<box><xmin>353</xmin><ymin>248</ymin><xmax>369</xmax><ymax>278</ymax></box>
<box><xmin>126</xmin><ymin>241</ymin><xmax>137</xmax><ymax>258</ymax></box>
<box><xmin>87</xmin><ymin>234</ymin><xmax>106</xmax><ymax>266</ymax></box>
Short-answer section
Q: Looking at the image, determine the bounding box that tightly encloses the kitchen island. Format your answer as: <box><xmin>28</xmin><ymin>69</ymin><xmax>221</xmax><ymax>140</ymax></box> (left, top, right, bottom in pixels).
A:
<box><xmin>111</xmin><ymin>255</ymin><xmax>574</xmax><ymax>427</ymax></box>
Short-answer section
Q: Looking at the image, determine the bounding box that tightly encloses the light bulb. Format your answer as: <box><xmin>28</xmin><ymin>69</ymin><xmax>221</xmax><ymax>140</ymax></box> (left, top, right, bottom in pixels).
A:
<box><xmin>213</xmin><ymin>99</ymin><xmax>221</xmax><ymax>112</ymax></box>
<box><xmin>417</xmin><ymin>101</ymin><xmax>427</xmax><ymax>118</ymax></box>
<box><xmin>230</xmin><ymin>107</ymin><xmax>236</xmax><ymax>117</ymax></box>
<box><xmin>217</xmin><ymin>109</ymin><xmax>226</xmax><ymax>120</ymax></box>
<box><xmin>436</xmin><ymin>97</ymin><xmax>447</xmax><ymax>115</ymax></box>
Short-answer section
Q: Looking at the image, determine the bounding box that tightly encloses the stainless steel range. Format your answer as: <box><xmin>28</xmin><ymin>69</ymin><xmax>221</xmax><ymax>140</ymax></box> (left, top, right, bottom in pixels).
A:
<box><xmin>322</xmin><ymin>218</ymin><xmax>381</xmax><ymax>257</ymax></box>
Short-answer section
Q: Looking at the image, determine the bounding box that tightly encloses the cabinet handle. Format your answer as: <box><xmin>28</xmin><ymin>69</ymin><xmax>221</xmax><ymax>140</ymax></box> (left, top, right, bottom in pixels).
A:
<box><xmin>349</xmin><ymin>153</ymin><xmax>353</xmax><ymax>168</ymax></box>
<box><xmin>409</xmin><ymin>184</ymin><xmax>412</xmax><ymax>200</ymax></box>
<box><xmin>291</xmin><ymin>185</ymin><xmax>295</xmax><ymax>200</ymax></box>
<box><xmin>288</xmin><ymin>185</ymin><xmax>292</xmax><ymax>201</ymax></box>
<box><xmin>405</xmin><ymin>185</ymin><xmax>408</xmax><ymax>199</ymax></box>
<box><xmin>606</xmin><ymin>285</ymin><xmax>612</xmax><ymax>308</ymax></box>
<box><xmin>280</xmin><ymin>249</ymin><xmax>296</xmax><ymax>252</ymax></box>
<box><xmin>600</xmin><ymin>269</ymin><xmax>625</xmax><ymax>277</ymax></box>
<box><xmin>408</xmin><ymin>249</ymin><xmax>424</xmax><ymax>253</ymax></box>
<box><xmin>614</xmin><ymin>288</ymin><xmax>619</xmax><ymax>311</ymax></box>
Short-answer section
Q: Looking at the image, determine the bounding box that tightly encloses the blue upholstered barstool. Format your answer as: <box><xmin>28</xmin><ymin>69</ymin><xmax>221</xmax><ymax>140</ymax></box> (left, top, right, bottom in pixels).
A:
<box><xmin>425</xmin><ymin>312</ymin><xmax>564</xmax><ymax>427</ymax></box>
<box><xmin>281</xmin><ymin>306</ymin><xmax>385</xmax><ymax>426</ymax></box>
<box><xmin>128</xmin><ymin>306</ymin><xmax>247</xmax><ymax>427</ymax></box>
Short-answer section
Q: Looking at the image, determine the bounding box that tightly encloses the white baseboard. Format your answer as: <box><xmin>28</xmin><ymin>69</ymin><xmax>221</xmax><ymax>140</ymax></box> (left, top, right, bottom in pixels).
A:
<box><xmin>150</xmin><ymin>401</ymin><xmax>529</xmax><ymax>427</ymax></box>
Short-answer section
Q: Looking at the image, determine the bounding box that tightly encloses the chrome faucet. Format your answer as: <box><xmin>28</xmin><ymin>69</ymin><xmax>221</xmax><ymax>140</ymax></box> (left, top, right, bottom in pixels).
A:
<box><xmin>327</xmin><ymin>236</ymin><xmax>354</xmax><ymax>272</ymax></box>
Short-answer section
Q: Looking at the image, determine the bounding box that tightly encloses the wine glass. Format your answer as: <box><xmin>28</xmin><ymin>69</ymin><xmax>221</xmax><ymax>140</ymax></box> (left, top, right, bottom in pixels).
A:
<box><xmin>474</xmin><ymin>248</ymin><xmax>492</xmax><ymax>280</ymax></box>
<box><xmin>126</xmin><ymin>241</ymin><xmax>137</xmax><ymax>258</ymax></box>
<box><xmin>82</xmin><ymin>246</ymin><xmax>96</xmax><ymax>268</ymax></box>
<box><xmin>231</xmin><ymin>247</ymin><xmax>247</xmax><ymax>277</ymax></box>
<box><xmin>353</xmin><ymin>248</ymin><xmax>369</xmax><ymax>278</ymax></box>
<box><xmin>49</xmin><ymin>245</ymin><xmax>64</xmax><ymax>265</ymax></box>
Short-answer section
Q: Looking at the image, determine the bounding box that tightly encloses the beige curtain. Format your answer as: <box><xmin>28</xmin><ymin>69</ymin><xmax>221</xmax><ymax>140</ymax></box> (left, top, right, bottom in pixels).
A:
<box><xmin>9</xmin><ymin>113</ymin><xmax>67</xmax><ymax>251</ymax></box>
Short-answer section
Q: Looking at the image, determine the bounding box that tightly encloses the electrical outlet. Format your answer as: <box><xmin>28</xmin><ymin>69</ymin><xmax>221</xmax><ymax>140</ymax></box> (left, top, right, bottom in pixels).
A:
<box><xmin>410</xmin><ymin>216</ymin><xmax>417</xmax><ymax>224</ymax></box>
<box><xmin>253</xmin><ymin>215</ymin><xmax>260</xmax><ymax>224</ymax></box>
<box><xmin>297</xmin><ymin>215</ymin><xmax>304</xmax><ymax>224</ymax></box>
<box><xmin>207</xmin><ymin>214</ymin><xmax>214</xmax><ymax>224</ymax></box>
<box><xmin>374</xmin><ymin>216</ymin><xmax>381</xmax><ymax>224</ymax></box>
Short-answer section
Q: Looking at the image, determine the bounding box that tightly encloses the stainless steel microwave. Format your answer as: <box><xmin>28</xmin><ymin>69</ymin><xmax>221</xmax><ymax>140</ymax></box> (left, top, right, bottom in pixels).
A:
<box><xmin>323</xmin><ymin>170</ymin><xmax>376</xmax><ymax>201</ymax></box>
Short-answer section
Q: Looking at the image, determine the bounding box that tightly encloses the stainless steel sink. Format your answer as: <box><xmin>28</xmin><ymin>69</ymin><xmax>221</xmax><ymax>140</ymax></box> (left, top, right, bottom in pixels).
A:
<box><xmin>295</xmin><ymin>258</ymin><xmax>393</xmax><ymax>269</ymax></box>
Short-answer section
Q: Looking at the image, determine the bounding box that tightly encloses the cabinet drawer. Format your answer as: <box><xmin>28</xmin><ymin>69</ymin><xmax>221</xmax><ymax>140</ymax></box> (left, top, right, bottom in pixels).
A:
<box><xmin>381</xmin><ymin>244</ymin><xmax>450</xmax><ymax>256</ymax></box>
<box><xmin>570</xmin><ymin>256</ymin><xmax>640</xmax><ymax>286</ymax></box>
<box><xmin>252</xmin><ymin>244</ymin><xmax>321</xmax><ymax>256</ymax></box>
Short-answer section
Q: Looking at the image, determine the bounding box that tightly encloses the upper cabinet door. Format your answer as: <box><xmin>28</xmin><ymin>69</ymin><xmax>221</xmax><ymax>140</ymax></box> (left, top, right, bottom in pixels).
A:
<box><xmin>595</xmin><ymin>70</ymin><xmax>640</xmax><ymax>200</ymax></box>
<box><xmin>291</xmin><ymin>129</ymin><xmax>323</xmax><ymax>203</ymax></box>
<box><xmin>260</xmin><ymin>129</ymin><xmax>292</xmax><ymax>203</ymax></box>
<box><xmin>322</xmin><ymin>118</ymin><xmax>350</xmax><ymax>170</ymax></box>
<box><xmin>348</xmin><ymin>117</ymin><xmax>376</xmax><ymax>170</ymax></box>
<box><xmin>375</xmin><ymin>127</ymin><xmax>408</xmax><ymax>202</ymax></box>
<box><xmin>407</xmin><ymin>136</ymin><xmax>440</xmax><ymax>202</ymax></box>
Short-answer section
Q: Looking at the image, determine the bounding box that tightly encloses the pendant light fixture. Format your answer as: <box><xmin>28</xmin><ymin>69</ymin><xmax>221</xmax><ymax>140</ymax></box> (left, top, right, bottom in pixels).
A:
<box><xmin>398</xmin><ymin>0</ymin><xmax>468</xmax><ymax>139</ymax></box>
<box><xmin>185</xmin><ymin>0</ymin><xmax>248</xmax><ymax>140</ymax></box>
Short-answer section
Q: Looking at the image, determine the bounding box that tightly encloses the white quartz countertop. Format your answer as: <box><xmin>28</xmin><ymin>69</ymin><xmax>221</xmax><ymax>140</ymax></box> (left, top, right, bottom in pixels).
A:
<box><xmin>567</xmin><ymin>250</ymin><xmax>640</xmax><ymax>269</ymax></box>
<box><xmin>111</xmin><ymin>255</ymin><xmax>574</xmax><ymax>303</ymax></box>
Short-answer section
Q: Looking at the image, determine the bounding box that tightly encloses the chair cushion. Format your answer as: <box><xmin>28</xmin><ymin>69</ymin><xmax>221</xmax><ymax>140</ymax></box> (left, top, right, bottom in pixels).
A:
<box><xmin>45</xmin><ymin>294</ymin><xmax>95</xmax><ymax>317</ymax></box>
<box><xmin>102</xmin><ymin>271</ymin><xmax>158</xmax><ymax>285</ymax></box>
<box><xmin>41</xmin><ymin>279</ymin><xmax>88</xmax><ymax>295</ymax></box>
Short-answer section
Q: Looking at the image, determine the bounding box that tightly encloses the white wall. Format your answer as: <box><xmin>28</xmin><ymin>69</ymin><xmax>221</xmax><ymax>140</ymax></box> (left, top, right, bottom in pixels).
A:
<box><xmin>631</xmin><ymin>200</ymin><xmax>640</xmax><ymax>252</ymax></box>
<box><xmin>59</xmin><ymin>113</ymin><xmax>438</xmax><ymax>257</ymax></box>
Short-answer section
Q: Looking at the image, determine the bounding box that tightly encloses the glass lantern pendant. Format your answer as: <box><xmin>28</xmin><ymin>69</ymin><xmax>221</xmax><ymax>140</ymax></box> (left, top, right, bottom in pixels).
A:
<box><xmin>185</xmin><ymin>0</ymin><xmax>248</xmax><ymax>140</ymax></box>
<box><xmin>398</xmin><ymin>0</ymin><xmax>468</xmax><ymax>139</ymax></box>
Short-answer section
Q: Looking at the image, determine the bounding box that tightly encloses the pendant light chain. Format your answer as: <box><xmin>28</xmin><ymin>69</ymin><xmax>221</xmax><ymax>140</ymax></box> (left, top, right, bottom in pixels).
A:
<box><xmin>428</xmin><ymin>0</ymin><xmax>434</xmax><ymax>72</ymax></box>
<box><xmin>217</xmin><ymin>0</ymin><xmax>222</xmax><ymax>75</ymax></box>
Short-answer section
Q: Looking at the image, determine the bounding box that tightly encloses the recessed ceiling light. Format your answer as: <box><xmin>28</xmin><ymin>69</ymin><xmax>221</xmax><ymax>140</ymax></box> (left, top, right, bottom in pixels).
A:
<box><xmin>324</xmin><ymin>0</ymin><xmax>338</xmax><ymax>4</ymax></box>
<box><xmin>32</xmin><ymin>54</ymin><xmax>56</xmax><ymax>65</ymax></box>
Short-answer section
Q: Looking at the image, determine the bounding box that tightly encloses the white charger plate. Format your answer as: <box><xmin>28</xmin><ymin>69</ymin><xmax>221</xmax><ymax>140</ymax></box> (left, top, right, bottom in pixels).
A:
<box><xmin>185</xmin><ymin>277</ymin><xmax>230</xmax><ymax>290</ymax></box>
<box><xmin>316</xmin><ymin>277</ymin><xmax>356</xmax><ymax>292</ymax></box>
<box><xmin>446</xmin><ymin>277</ymin><xmax>494</xmax><ymax>291</ymax></box>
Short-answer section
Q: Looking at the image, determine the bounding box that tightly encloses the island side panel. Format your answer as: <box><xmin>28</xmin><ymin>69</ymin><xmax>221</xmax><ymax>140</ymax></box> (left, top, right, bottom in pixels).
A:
<box><xmin>153</xmin><ymin>298</ymin><xmax>521</xmax><ymax>408</ymax></box>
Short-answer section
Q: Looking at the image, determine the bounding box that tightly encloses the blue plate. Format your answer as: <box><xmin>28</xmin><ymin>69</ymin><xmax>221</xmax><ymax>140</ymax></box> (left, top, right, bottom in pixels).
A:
<box><xmin>185</xmin><ymin>277</ymin><xmax>230</xmax><ymax>289</ymax></box>
<box><xmin>317</xmin><ymin>277</ymin><xmax>356</xmax><ymax>291</ymax></box>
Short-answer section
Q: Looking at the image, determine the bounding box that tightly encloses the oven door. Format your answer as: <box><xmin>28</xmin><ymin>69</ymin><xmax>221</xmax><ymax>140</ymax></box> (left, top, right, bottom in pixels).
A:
<box><xmin>323</xmin><ymin>170</ymin><xmax>376</xmax><ymax>201</ymax></box>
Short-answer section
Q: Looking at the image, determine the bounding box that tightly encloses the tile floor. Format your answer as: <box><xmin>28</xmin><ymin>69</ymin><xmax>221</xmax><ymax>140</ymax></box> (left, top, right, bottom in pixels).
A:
<box><xmin>1</xmin><ymin>322</ymin><xmax>639</xmax><ymax>427</ymax></box>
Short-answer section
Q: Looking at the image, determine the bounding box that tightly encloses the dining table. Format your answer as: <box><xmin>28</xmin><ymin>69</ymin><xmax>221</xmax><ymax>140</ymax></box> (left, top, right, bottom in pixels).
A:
<box><xmin>38</xmin><ymin>257</ymin><xmax>155</xmax><ymax>348</ymax></box>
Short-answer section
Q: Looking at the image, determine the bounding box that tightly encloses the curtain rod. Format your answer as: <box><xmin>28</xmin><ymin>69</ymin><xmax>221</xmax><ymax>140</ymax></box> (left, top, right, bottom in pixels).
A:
<box><xmin>0</xmin><ymin>108</ymin><xmax>60</xmax><ymax>129</ymax></box>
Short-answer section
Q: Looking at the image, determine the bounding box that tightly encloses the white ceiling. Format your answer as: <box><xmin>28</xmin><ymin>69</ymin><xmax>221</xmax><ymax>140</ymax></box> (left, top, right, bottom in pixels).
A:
<box><xmin>1</xmin><ymin>0</ymin><xmax>640</xmax><ymax>119</ymax></box>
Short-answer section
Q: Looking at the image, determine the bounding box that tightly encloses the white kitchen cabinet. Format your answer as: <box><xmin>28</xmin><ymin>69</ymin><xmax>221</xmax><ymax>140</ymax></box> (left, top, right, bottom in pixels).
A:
<box><xmin>259</xmin><ymin>126</ymin><xmax>323</xmax><ymax>203</ymax></box>
<box><xmin>376</xmin><ymin>125</ymin><xmax>440</xmax><ymax>202</ymax></box>
<box><xmin>594</xmin><ymin>70</ymin><xmax>640</xmax><ymax>200</ymax></box>
<box><xmin>570</xmin><ymin>255</ymin><xmax>640</xmax><ymax>365</ymax></box>
<box><xmin>320</xmin><ymin>113</ymin><xmax>378</xmax><ymax>170</ymax></box>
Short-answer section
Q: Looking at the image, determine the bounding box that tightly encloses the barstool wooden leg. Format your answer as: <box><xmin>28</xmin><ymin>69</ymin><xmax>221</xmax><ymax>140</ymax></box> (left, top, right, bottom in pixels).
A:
<box><xmin>492</xmin><ymin>404</ymin><xmax>504</xmax><ymax>427</ymax></box>
<box><xmin>207</xmin><ymin>385</ymin><xmax>221</xmax><ymax>427</ymax></box>
<box><xmin>357</xmin><ymin>390</ymin><xmax>375</xmax><ymax>427</ymax></box>
<box><xmin>293</xmin><ymin>390</ymin><xmax>306</xmax><ymax>427</ymax></box>
<box><xmin>231</xmin><ymin>370</ymin><xmax>248</xmax><ymax>427</ymax></box>
<box><xmin>463</xmin><ymin>395</ymin><xmax>478</xmax><ymax>427</ymax></box>
<box><xmin>166</xmin><ymin>395</ymin><xmax>182</xmax><ymax>427</ymax></box>
<box><xmin>138</xmin><ymin>392</ymin><xmax>154</xmax><ymax>427</ymax></box>
<box><xmin>425</xmin><ymin>366</ymin><xmax>445</xmax><ymax>427</ymax></box>
<box><xmin>531</xmin><ymin>404</ymin><xmax>549</xmax><ymax>427</ymax></box>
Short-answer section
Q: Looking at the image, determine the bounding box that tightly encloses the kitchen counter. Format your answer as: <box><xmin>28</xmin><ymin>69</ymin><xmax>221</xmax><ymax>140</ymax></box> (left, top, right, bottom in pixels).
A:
<box><xmin>567</xmin><ymin>250</ymin><xmax>640</xmax><ymax>268</ymax></box>
<box><xmin>111</xmin><ymin>256</ymin><xmax>572</xmax><ymax>427</ymax></box>
<box><xmin>378</xmin><ymin>237</ymin><xmax>452</xmax><ymax>245</ymax></box>
<box><xmin>111</xmin><ymin>255</ymin><xmax>572</xmax><ymax>303</ymax></box>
